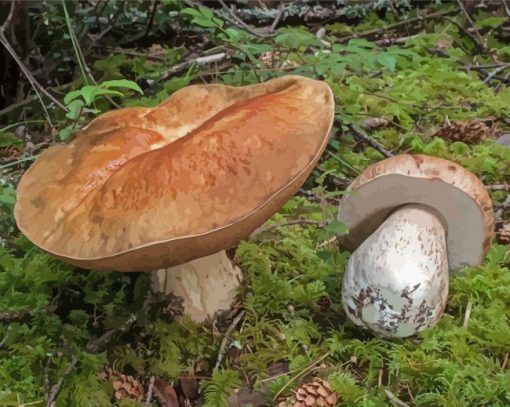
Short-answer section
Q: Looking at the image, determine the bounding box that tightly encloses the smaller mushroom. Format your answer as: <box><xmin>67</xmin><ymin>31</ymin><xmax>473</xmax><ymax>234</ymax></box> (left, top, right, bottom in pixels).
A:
<box><xmin>337</xmin><ymin>154</ymin><xmax>494</xmax><ymax>338</ymax></box>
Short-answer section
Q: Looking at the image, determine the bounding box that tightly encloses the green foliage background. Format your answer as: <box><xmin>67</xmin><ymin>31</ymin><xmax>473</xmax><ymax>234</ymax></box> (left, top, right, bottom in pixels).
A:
<box><xmin>0</xmin><ymin>1</ymin><xmax>509</xmax><ymax>406</ymax></box>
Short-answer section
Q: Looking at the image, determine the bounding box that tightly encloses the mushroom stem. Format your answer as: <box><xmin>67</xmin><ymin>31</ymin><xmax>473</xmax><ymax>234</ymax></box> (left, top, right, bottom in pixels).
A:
<box><xmin>342</xmin><ymin>204</ymin><xmax>449</xmax><ymax>338</ymax></box>
<box><xmin>152</xmin><ymin>251</ymin><xmax>241</xmax><ymax>322</ymax></box>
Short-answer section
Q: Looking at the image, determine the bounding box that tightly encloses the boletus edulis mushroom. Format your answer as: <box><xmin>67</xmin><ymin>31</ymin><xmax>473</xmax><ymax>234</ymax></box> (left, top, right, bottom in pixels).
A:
<box><xmin>337</xmin><ymin>154</ymin><xmax>494</xmax><ymax>338</ymax></box>
<box><xmin>14</xmin><ymin>75</ymin><xmax>334</xmax><ymax>322</ymax></box>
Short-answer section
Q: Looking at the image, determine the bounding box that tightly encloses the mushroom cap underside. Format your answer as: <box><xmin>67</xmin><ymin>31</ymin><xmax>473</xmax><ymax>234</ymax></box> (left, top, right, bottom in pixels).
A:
<box><xmin>14</xmin><ymin>75</ymin><xmax>335</xmax><ymax>271</ymax></box>
<box><xmin>337</xmin><ymin>154</ymin><xmax>494</xmax><ymax>270</ymax></box>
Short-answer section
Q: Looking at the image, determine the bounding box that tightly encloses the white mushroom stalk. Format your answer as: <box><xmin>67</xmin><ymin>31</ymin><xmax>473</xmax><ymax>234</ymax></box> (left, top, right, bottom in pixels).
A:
<box><xmin>152</xmin><ymin>251</ymin><xmax>241</xmax><ymax>322</ymax></box>
<box><xmin>342</xmin><ymin>204</ymin><xmax>449</xmax><ymax>338</ymax></box>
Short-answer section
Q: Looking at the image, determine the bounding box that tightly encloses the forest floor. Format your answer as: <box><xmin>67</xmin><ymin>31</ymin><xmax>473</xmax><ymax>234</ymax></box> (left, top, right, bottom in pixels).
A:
<box><xmin>0</xmin><ymin>1</ymin><xmax>509</xmax><ymax>406</ymax></box>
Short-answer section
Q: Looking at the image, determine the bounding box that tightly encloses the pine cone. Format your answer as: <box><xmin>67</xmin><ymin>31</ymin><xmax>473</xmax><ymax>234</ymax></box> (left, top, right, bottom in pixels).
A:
<box><xmin>497</xmin><ymin>222</ymin><xmax>510</xmax><ymax>245</ymax></box>
<box><xmin>277</xmin><ymin>378</ymin><xmax>338</xmax><ymax>407</ymax></box>
<box><xmin>434</xmin><ymin>119</ymin><xmax>498</xmax><ymax>144</ymax></box>
<box><xmin>99</xmin><ymin>367</ymin><xmax>144</xmax><ymax>401</ymax></box>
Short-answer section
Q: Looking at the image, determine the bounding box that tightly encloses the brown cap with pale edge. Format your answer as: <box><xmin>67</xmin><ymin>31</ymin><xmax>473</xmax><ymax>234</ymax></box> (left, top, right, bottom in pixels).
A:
<box><xmin>337</xmin><ymin>154</ymin><xmax>494</xmax><ymax>270</ymax></box>
<box><xmin>14</xmin><ymin>76</ymin><xmax>334</xmax><ymax>271</ymax></box>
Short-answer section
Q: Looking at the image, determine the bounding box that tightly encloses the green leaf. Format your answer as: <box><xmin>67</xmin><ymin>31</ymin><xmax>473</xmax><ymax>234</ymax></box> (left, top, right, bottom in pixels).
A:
<box><xmin>59</xmin><ymin>125</ymin><xmax>76</xmax><ymax>141</ymax></box>
<box><xmin>79</xmin><ymin>86</ymin><xmax>122</xmax><ymax>105</ymax></box>
<box><xmin>376</xmin><ymin>54</ymin><xmax>397</xmax><ymax>71</ymax></box>
<box><xmin>65</xmin><ymin>99</ymin><xmax>84</xmax><ymax>120</ymax></box>
<box><xmin>475</xmin><ymin>16</ymin><xmax>505</xmax><ymax>29</ymax></box>
<box><xmin>325</xmin><ymin>220</ymin><xmax>349</xmax><ymax>236</ymax></box>
<box><xmin>63</xmin><ymin>89</ymin><xmax>83</xmax><ymax>105</ymax></box>
<box><xmin>102</xmin><ymin>79</ymin><xmax>143</xmax><ymax>94</ymax></box>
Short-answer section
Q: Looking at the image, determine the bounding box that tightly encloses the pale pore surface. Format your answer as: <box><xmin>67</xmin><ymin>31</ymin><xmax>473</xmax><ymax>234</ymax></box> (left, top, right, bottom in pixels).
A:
<box><xmin>152</xmin><ymin>251</ymin><xmax>241</xmax><ymax>322</ymax></box>
<box><xmin>342</xmin><ymin>204</ymin><xmax>449</xmax><ymax>338</ymax></box>
<box><xmin>338</xmin><ymin>175</ymin><xmax>487</xmax><ymax>269</ymax></box>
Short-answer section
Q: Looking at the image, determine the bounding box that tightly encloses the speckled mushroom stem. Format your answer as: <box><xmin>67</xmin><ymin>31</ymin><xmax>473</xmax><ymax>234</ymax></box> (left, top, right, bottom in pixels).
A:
<box><xmin>151</xmin><ymin>251</ymin><xmax>242</xmax><ymax>322</ymax></box>
<box><xmin>342</xmin><ymin>204</ymin><xmax>449</xmax><ymax>338</ymax></box>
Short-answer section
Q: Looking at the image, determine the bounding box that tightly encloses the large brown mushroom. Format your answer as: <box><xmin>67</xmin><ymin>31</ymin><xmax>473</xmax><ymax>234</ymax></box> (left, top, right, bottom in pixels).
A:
<box><xmin>337</xmin><ymin>154</ymin><xmax>494</xmax><ymax>337</ymax></box>
<box><xmin>14</xmin><ymin>75</ymin><xmax>334</xmax><ymax>321</ymax></box>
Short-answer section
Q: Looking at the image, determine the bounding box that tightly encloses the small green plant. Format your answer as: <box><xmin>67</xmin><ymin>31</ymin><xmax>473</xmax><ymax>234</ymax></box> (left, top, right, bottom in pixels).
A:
<box><xmin>59</xmin><ymin>80</ymin><xmax>143</xmax><ymax>140</ymax></box>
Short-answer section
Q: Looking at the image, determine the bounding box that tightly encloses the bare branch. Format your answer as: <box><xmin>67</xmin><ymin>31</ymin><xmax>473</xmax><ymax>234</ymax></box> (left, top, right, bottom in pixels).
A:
<box><xmin>213</xmin><ymin>310</ymin><xmax>245</xmax><ymax>372</ymax></box>
<box><xmin>46</xmin><ymin>355</ymin><xmax>79</xmax><ymax>407</ymax></box>
<box><xmin>250</xmin><ymin>219</ymin><xmax>325</xmax><ymax>238</ymax></box>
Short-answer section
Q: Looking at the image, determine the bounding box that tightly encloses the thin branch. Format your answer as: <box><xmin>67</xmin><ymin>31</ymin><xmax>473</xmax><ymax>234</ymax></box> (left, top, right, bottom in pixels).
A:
<box><xmin>145</xmin><ymin>376</ymin><xmax>155</xmax><ymax>406</ymax></box>
<box><xmin>0</xmin><ymin>305</ymin><xmax>55</xmax><ymax>322</ymax></box>
<box><xmin>384</xmin><ymin>389</ymin><xmax>410</xmax><ymax>407</ymax></box>
<box><xmin>145</xmin><ymin>0</ymin><xmax>159</xmax><ymax>38</ymax></box>
<box><xmin>0</xmin><ymin>5</ymin><xmax>66</xmax><ymax>123</ymax></box>
<box><xmin>43</xmin><ymin>356</ymin><xmax>51</xmax><ymax>401</ymax></box>
<box><xmin>348</xmin><ymin>123</ymin><xmax>394</xmax><ymax>158</ymax></box>
<box><xmin>463</xmin><ymin>301</ymin><xmax>473</xmax><ymax>329</ymax></box>
<box><xmin>250</xmin><ymin>219</ymin><xmax>325</xmax><ymax>238</ymax></box>
<box><xmin>0</xmin><ymin>0</ymin><xmax>15</xmax><ymax>32</ymax></box>
<box><xmin>153</xmin><ymin>52</ymin><xmax>227</xmax><ymax>85</ymax></box>
<box><xmin>456</xmin><ymin>0</ymin><xmax>485</xmax><ymax>51</ymax></box>
<box><xmin>338</xmin><ymin>9</ymin><xmax>460</xmax><ymax>43</ymax></box>
<box><xmin>484</xmin><ymin>66</ymin><xmax>508</xmax><ymax>84</ymax></box>
<box><xmin>269</xmin><ymin>4</ymin><xmax>283</xmax><ymax>32</ymax></box>
<box><xmin>46</xmin><ymin>355</ymin><xmax>79</xmax><ymax>407</ymax></box>
<box><xmin>213</xmin><ymin>310</ymin><xmax>245</xmax><ymax>372</ymax></box>
<box><xmin>86</xmin><ymin>314</ymin><xmax>136</xmax><ymax>353</ymax></box>
<box><xmin>487</xmin><ymin>184</ymin><xmax>509</xmax><ymax>192</ymax></box>
<box><xmin>503</xmin><ymin>0</ymin><xmax>510</xmax><ymax>18</ymax></box>
<box><xmin>272</xmin><ymin>352</ymin><xmax>330</xmax><ymax>402</ymax></box>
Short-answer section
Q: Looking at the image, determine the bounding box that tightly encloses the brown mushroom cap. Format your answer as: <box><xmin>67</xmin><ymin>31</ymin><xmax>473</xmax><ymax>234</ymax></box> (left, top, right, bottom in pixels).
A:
<box><xmin>337</xmin><ymin>154</ymin><xmax>494</xmax><ymax>270</ymax></box>
<box><xmin>14</xmin><ymin>75</ymin><xmax>334</xmax><ymax>271</ymax></box>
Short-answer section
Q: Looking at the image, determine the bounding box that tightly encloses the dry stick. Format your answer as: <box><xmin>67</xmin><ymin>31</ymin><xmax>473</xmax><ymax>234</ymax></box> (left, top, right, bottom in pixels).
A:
<box><xmin>0</xmin><ymin>304</ymin><xmax>56</xmax><ymax>322</ymax></box>
<box><xmin>272</xmin><ymin>352</ymin><xmax>331</xmax><ymax>402</ymax></box>
<box><xmin>0</xmin><ymin>1</ymin><xmax>65</xmax><ymax>113</ymax></box>
<box><xmin>503</xmin><ymin>0</ymin><xmax>510</xmax><ymax>18</ymax></box>
<box><xmin>250</xmin><ymin>219</ymin><xmax>325</xmax><ymax>238</ymax></box>
<box><xmin>46</xmin><ymin>355</ymin><xmax>79</xmax><ymax>407</ymax></box>
<box><xmin>484</xmin><ymin>66</ymin><xmax>508</xmax><ymax>84</ymax></box>
<box><xmin>43</xmin><ymin>356</ymin><xmax>51</xmax><ymax>401</ymax></box>
<box><xmin>86</xmin><ymin>314</ymin><xmax>137</xmax><ymax>353</ymax></box>
<box><xmin>213</xmin><ymin>310</ymin><xmax>245</xmax><ymax>372</ymax></box>
<box><xmin>384</xmin><ymin>389</ymin><xmax>411</xmax><ymax>407</ymax></box>
<box><xmin>337</xmin><ymin>9</ymin><xmax>459</xmax><ymax>43</ymax></box>
<box><xmin>269</xmin><ymin>4</ymin><xmax>283</xmax><ymax>32</ymax></box>
<box><xmin>217</xmin><ymin>0</ymin><xmax>269</xmax><ymax>38</ymax></box>
<box><xmin>145</xmin><ymin>0</ymin><xmax>159</xmax><ymax>38</ymax></box>
<box><xmin>463</xmin><ymin>301</ymin><xmax>473</xmax><ymax>329</ymax></box>
<box><xmin>155</xmin><ymin>52</ymin><xmax>227</xmax><ymax>84</ymax></box>
<box><xmin>0</xmin><ymin>18</ymin><xmax>66</xmax><ymax>126</ymax></box>
<box><xmin>487</xmin><ymin>184</ymin><xmax>509</xmax><ymax>192</ymax></box>
<box><xmin>145</xmin><ymin>376</ymin><xmax>156</xmax><ymax>406</ymax></box>
<box><xmin>348</xmin><ymin>123</ymin><xmax>394</xmax><ymax>158</ymax></box>
<box><xmin>456</xmin><ymin>0</ymin><xmax>486</xmax><ymax>50</ymax></box>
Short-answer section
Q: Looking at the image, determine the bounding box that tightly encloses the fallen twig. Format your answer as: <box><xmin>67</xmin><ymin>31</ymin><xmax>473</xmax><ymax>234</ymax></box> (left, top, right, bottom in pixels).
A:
<box><xmin>384</xmin><ymin>389</ymin><xmax>410</xmax><ymax>407</ymax></box>
<box><xmin>46</xmin><ymin>355</ymin><xmax>79</xmax><ymax>407</ymax></box>
<box><xmin>456</xmin><ymin>0</ymin><xmax>486</xmax><ymax>51</ymax></box>
<box><xmin>250</xmin><ymin>219</ymin><xmax>325</xmax><ymax>238</ymax></box>
<box><xmin>86</xmin><ymin>314</ymin><xmax>137</xmax><ymax>353</ymax></box>
<box><xmin>0</xmin><ymin>1</ymin><xmax>66</xmax><ymax>121</ymax></box>
<box><xmin>463</xmin><ymin>301</ymin><xmax>473</xmax><ymax>329</ymax></box>
<box><xmin>338</xmin><ymin>9</ymin><xmax>460</xmax><ymax>43</ymax></box>
<box><xmin>152</xmin><ymin>52</ymin><xmax>228</xmax><ymax>85</ymax></box>
<box><xmin>0</xmin><ymin>304</ymin><xmax>55</xmax><ymax>322</ymax></box>
<box><xmin>217</xmin><ymin>0</ymin><xmax>276</xmax><ymax>38</ymax></box>
<box><xmin>272</xmin><ymin>352</ymin><xmax>330</xmax><ymax>402</ymax></box>
<box><xmin>348</xmin><ymin>123</ymin><xmax>394</xmax><ymax>158</ymax></box>
<box><xmin>487</xmin><ymin>184</ymin><xmax>509</xmax><ymax>192</ymax></box>
<box><xmin>213</xmin><ymin>310</ymin><xmax>245</xmax><ymax>372</ymax></box>
<box><xmin>145</xmin><ymin>376</ymin><xmax>156</xmax><ymax>406</ymax></box>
